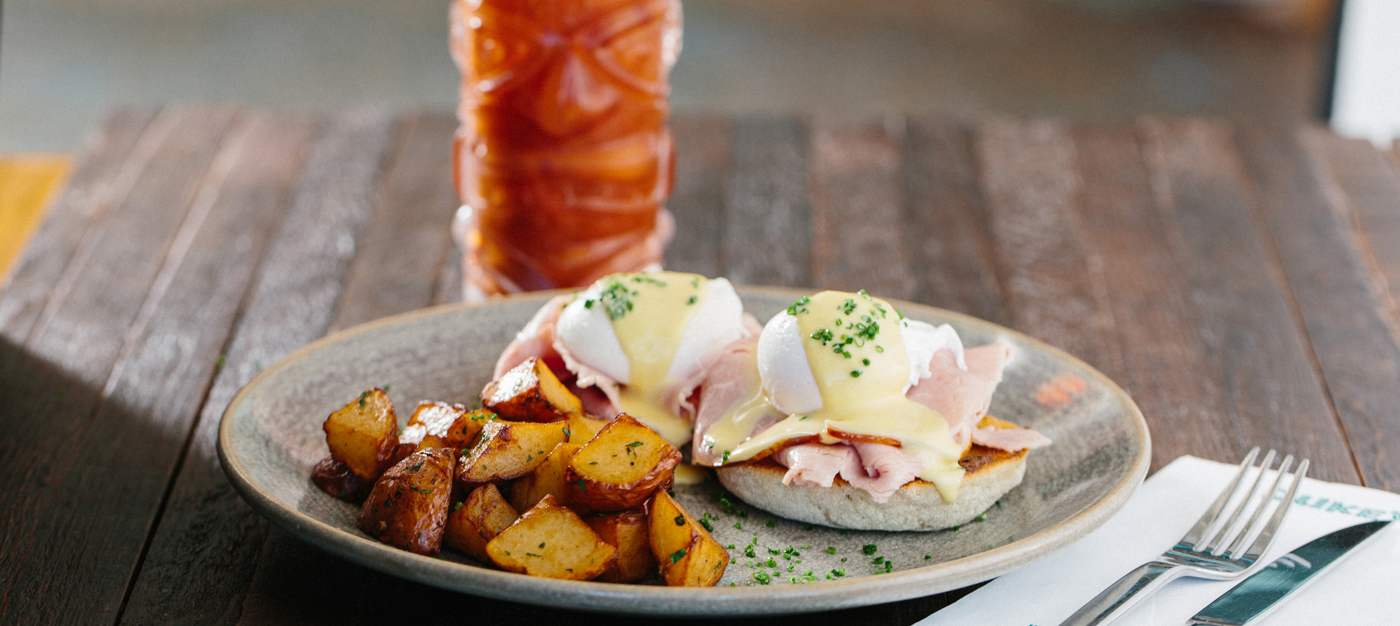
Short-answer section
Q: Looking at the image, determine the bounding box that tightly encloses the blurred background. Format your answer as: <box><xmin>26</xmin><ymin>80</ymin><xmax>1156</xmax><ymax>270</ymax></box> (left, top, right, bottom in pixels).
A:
<box><xmin>5</xmin><ymin>0</ymin><xmax>1399</xmax><ymax>279</ymax></box>
<box><xmin>0</xmin><ymin>0</ymin><xmax>1346</xmax><ymax>152</ymax></box>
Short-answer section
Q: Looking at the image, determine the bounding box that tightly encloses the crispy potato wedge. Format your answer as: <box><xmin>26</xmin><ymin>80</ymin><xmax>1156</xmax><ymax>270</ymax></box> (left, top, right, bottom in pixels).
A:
<box><xmin>324</xmin><ymin>388</ymin><xmax>398</xmax><ymax>480</ymax></box>
<box><xmin>565</xmin><ymin>413</ymin><xmax>610</xmax><ymax>445</ymax></box>
<box><xmin>400</xmin><ymin>401</ymin><xmax>486</xmax><ymax>451</ymax></box>
<box><xmin>648</xmin><ymin>491</ymin><xmax>729</xmax><ymax>587</ymax></box>
<box><xmin>443</xmin><ymin>483</ymin><xmax>518</xmax><ymax>563</ymax></box>
<box><xmin>358</xmin><ymin>448</ymin><xmax>456</xmax><ymax>556</ymax></box>
<box><xmin>310</xmin><ymin>455</ymin><xmax>373</xmax><ymax>503</ymax></box>
<box><xmin>481</xmin><ymin>357</ymin><xmax>582</xmax><ymax>422</ymax></box>
<box><xmin>565</xmin><ymin>414</ymin><xmax>680</xmax><ymax>512</ymax></box>
<box><xmin>585</xmin><ymin>508</ymin><xmax>655</xmax><ymax>583</ymax></box>
<box><xmin>485</xmin><ymin>495</ymin><xmax>616</xmax><ymax>580</ymax></box>
<box><xmin>508</xmin><ymin>442</ymin><xmax>581</xmax><ymax>512</ymax></box>
<box><xmin>456</xmin><ymin>419</ymin><xmax>569</xmax><ymax>485</ymax></box>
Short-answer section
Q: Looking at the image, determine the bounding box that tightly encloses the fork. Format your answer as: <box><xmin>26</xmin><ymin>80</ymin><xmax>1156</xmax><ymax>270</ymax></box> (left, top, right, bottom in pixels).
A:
<box><xmin>1059</xmin><ymin>447</ymin><xmax>1309</xmax><ymax>626</ymax></box>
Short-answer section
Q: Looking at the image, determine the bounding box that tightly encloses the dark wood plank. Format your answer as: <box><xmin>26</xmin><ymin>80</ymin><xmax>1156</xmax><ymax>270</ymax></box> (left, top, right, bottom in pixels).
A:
<box><xmin>10</xmin><ymin>112</ymin><xmax>317</xmax><ymax>625</ymax></box>
<box><xmin>666</xmin><ymin>115</ymin><xmax>732</xmax><ymax>278</ymax></box>
<box><xmin>1304</xmin><ymin>131</ymin><xmax>1400</xmax><ymax>343</ymax></box>
<box><xmin>901</xmin><ymin>117</ymin><xmax>1006</xmax><ymax>324</ymax></box>
<box><xmin>974</xmin><ymin>118</ymin><xmax>1123</xmax><ymax>376</ymax></box>
<box><xmin>0</xmin><ymin>106</ymin><xmax>157</xmax><ymax>338</ymax></box>
<box><xmin>329</xmin><ymin>112</ymin><xmax>459</xmax><ymax>333</ymax></box>
<box><xmin>1070</xmin><ymin>124</ymin><xmax>1242</xmax><ymax>470</ymax></box>
<box><xmin>723</xmin><ymin>116</ymin><xmax>811</xmax><ymax>288</ymax></box>
<box><xmin>807</xmin><ymin>115</ymin><xmax>915</xmax><ymax>298</ymax></box>
<box><xmin>118</xmin><ymin>109</ymin><xmax>397</xmax><ymax>626</ymax></box>
<box><xmin>0</xmin><ymin>105</ymin><xmax>242</xmax><ymax>624</ymax></box>
<box><xmin>1138</xmin><ymin>119</ymin><xmax>1358</xmax><ymax>483</ymax></box>
<box><xmin>1243</xmin><ymin>126</ymin><xmax>1400</xmax><ymax>491</ymax></box>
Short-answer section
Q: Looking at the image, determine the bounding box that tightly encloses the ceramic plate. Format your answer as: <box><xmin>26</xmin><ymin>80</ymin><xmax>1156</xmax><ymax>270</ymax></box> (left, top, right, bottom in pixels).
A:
<box><xmin>218</xmin><ymin>287</ymin><xmax>1149</xmax><ymax>616</ymax></box>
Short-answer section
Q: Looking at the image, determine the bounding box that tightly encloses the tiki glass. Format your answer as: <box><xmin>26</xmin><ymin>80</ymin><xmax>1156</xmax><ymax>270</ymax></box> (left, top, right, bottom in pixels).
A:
<box><xmin>450</xmin><ymin>0</ymin><xmax>682</xmax><ymax>300</ymax></box>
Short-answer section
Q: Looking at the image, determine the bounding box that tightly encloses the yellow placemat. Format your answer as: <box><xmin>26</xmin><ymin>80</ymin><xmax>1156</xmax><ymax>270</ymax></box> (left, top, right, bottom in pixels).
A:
<box><xmin>0</xmin><ymin>155</ymin><xmax>71</xmax><ymax>284</ymax></box>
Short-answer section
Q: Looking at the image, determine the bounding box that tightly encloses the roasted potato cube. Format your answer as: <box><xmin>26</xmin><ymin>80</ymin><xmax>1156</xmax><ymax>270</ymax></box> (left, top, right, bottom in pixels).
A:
<box><xmin>485</xmin><ymin>495</ymin><xmax>616</xmax><ymax>580</ymax></box>
<box><xmin>310</xmin><ymin>455</ymin><xmax>373</xmax><ymax>503</ymax></box>
<box><xmin>565</xmin><ymin>413</ymin><xmax>610</xmax><ymax>444</ymax></box>
<box><xmin>399</xmin><ymin>401</ymin><xmax>485</xmax><ymax>451</ymax></box>
<box><xmin>358</xmin><ymin>448</ymin><xmax>456</xmax><ymax>555</ymax></box>
<box><xmin>508</xmin><ymin>442</ymin><xmax>581</xmax><ymax>512</ymax></box>
<box><xmin>648</xmin><ymin>491</ymin><xmax>729</xmax><ymax>587</ymax></box>
<box><xmin>456</xmin><ymin>419</ymin><xmax>569</xmax><ymax>485</ymax></box>
<box><xmin>324</xmin><ymin>388</ymin><xmax>398</xmax><ymax>480</ymax></box>
<box><xmin>565</xmin><ymin>414</ymin><xmax>680</xmax><ymax>512</ymax></box>
<box><xmin>585</xmin><ymin>508</ymin><xmax>656</xmax><ymax>583</ymax></box>
<box><xmin>443</xmin><ymin>483</ymin><xmax>518</xmax><ymax>563</ymax></box>
<box><xmin>481</xmin><ymin>357</ymin><xmax>582</xmax><ymax>422</ymax></box>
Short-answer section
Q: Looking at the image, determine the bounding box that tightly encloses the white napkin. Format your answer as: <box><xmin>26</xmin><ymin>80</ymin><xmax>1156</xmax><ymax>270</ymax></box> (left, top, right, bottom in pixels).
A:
<box><xmin>919</xmin><ymin>455</ymin><xmax>1400</xmax><ymax>626</ymax></box>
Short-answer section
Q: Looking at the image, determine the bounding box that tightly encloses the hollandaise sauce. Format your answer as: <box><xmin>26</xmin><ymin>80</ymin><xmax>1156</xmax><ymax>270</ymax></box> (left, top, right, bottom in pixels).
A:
<box><xmin>595</xmin><ymin>272</ymin><xmax>705</xmax><ymax>445</ymax></box>
<box><xmin>714</xmin><ymin>291</ymin><xmax>966</xmax><ymax>502</ymax></box>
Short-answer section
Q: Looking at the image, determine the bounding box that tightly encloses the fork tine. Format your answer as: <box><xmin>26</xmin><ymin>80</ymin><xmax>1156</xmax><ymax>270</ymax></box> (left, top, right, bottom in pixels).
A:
<box><xmin>1224</xmin><ymin>455</ymin><xmax>1293</xmax><ymax>557</ymax></box>
<box><xmin>1179</xmin><ymin>447</ymin><xmax>1259</xmax><ymax>548</ymax></box>
<box><xmin>1203</xmin><ymin>449</ymin><xmax>1276</xmax><ymax>553</ymax></box>
<box><xmin>1235</xmin><ymin>458</ymin><xmax>1309</xmax><ymax>564</ymax></box>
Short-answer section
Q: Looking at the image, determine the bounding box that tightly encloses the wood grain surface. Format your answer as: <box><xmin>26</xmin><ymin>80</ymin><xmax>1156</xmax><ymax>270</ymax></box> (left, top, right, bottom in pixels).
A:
<box><xmin>2</xmin><ymin>107</ymin><xmax>1398</xmax><ymax>625</ymax></box>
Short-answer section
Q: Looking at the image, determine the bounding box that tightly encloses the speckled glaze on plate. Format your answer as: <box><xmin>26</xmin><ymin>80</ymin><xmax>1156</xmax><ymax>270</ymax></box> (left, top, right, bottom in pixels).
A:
<box><xmin>218</xmin><ymin>287</ymin><xmax>1149</xmax><ymax>616</ymax></box>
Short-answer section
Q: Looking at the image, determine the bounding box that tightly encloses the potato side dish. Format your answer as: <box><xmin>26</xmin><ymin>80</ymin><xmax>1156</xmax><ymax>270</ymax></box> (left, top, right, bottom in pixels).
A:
<box><xmin>309</xmin><ymin>357</ymin><xmax>728</xmax><ymax>586</ymax></box>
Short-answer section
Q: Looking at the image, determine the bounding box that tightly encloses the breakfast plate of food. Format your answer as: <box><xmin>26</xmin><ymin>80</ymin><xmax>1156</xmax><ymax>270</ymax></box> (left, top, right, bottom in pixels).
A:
<box><xmin>218</xmin><ymin>273</ymin><xmax>1150</xmax><ymax>615</ymax></box>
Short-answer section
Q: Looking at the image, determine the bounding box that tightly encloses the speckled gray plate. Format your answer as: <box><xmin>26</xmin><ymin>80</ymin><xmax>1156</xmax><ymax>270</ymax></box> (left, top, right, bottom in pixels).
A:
<box><xmin>218</xmin><ymin>287</ymin><xmax>1149</xmax><ymax>616</ymax></box>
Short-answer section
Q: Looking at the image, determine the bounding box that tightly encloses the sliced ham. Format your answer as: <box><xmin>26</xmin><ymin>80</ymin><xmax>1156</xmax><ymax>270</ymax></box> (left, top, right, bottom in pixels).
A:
<box><xmin>840</xmin><ymin>443</ymin><xmax>922</xmax><ymax>503</ymax></box>
<box><xmin>691</xmin><ymin>315</ymin><xmax>779</xmax><ymax>466</ymax></box>
<box><xmin>906</xmin><ymin>342</ymin><xmax>1011</xmax><ymax>450</ymax></box>
<box><xmin>493</xmin><ymin>295</ymin><xmax>572</xmax><ymax>378</ymax></box>
<box><xmin>773</xmin><ymin>443</ymin><xmax>852</xmax><ymax>488</ymax></box>
<box><xmin>972</xmin><ymin>424</ymin><xmax>1052</xmax><ymax>451</ymax></box>
<box><xmin>770</xmin><ymin>442</ymin><xmax>921</xmax><ymax>502</ymax></box>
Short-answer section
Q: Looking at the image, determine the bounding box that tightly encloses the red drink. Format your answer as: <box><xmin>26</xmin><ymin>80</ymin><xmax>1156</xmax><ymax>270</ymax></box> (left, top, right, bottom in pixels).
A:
<box><xmin>450</xmin><ymin>0</ymin><xmax>681</xmax><ymax>299</ymax></box>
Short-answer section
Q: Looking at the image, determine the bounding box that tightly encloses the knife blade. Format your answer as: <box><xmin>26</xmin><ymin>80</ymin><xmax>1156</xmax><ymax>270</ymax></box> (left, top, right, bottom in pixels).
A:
<box><xmin>1186</xmin><ymin>520</ymin><xmax>1392</xmax><ymax>626</ymax></box>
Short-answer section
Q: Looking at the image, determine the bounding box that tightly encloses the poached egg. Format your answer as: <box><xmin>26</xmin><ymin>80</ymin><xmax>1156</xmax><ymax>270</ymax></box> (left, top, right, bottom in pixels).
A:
<box><xmin>712</xmin><ymin>290</ymin><xmax>968</xmax><ymax>501</ymax></box>
<box><xmin>556</xmin><ymin>272</ymin><xmax>745</xmax><ymax>445</ymax></box>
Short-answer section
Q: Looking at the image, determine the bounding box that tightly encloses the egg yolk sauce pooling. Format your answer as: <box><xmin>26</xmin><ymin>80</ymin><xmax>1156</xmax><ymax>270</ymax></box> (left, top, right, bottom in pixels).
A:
<box><xmin>706</xmin><ymin>291</ymin><xmax>967</xmax><ymax>502</ymax></box>
<box><xmin>554</xmin><ymin>272</ymin><xmax>746</xmax><ymax>446</ymax></box>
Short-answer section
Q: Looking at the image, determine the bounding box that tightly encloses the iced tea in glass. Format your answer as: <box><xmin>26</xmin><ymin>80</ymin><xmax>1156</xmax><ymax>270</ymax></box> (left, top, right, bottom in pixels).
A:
<box><xmin>450</xmin><ymin>0</ymin><xmax>681</xmax><ymax>299</ymax></box>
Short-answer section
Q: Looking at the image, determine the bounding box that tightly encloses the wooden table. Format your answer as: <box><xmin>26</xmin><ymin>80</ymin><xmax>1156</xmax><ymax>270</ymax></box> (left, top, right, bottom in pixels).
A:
<box><xmin>3</xmin><ymin>106</ymin><xmax>1399</xmax><ymax>625</ymax></box>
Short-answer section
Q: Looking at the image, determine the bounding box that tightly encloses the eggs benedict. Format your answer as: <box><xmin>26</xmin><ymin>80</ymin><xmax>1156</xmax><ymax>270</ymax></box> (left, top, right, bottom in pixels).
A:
<box><xmin>492</xmin><ymin>271</ymin><xmax>752</xmax><ymax>447</ymax></box>
<box><xmin>696</xmin><ymin>290</ymin><xmax>1050</xmax><ymax>531</ymax></box>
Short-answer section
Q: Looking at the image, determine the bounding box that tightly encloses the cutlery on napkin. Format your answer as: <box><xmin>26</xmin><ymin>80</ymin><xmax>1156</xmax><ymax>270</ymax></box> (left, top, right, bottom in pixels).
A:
<box><xmin>918</xmin><ymin>456</ymin><xmax>1400</xmax><ymax>626</ymax></box>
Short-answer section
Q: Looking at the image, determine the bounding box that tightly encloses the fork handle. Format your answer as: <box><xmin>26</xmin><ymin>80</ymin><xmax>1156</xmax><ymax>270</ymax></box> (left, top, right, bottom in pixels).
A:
<box><xmin>1058</xmin><ymin>561</ymin><xmax>1184</xmax><ymax>626</ymax></box>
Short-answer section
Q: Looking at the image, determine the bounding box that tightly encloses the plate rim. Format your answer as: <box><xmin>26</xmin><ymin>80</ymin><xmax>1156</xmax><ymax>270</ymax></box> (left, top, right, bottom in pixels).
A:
<box><xmin>217</xmin><ymin>287</ymin><xmax>1151</xmax><ymax>616</ymax></box>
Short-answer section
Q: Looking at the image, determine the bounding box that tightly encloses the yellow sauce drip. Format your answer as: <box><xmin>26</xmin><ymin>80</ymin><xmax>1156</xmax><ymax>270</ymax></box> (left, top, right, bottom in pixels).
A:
<box><xmin>671</xmin><ymin>463</ymin><xmax>711</xmax><ymax>486</ymax></box>
<box><xmin>721</xmin><ymin>291</ymin><xmax>966</xmax><ymax>502</ymax></box>
<box><xmin>607</xmin><ymin>271</ymin><xmax>705</xmax><ymax>446</ymax></box>
<box><xmin>699</xmin><ymin>352</ymin><xmax>775</xmax><ymax>461</ymax></box>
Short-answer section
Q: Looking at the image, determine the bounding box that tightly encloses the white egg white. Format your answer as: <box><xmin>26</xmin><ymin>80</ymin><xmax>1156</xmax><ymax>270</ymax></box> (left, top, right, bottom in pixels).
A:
<box><xmin>756</xmin><ymin>312</ymin><xmax>969</xmax><ymax>413</ymax></box>
<box><xmin>556</xmin><ymin>285</ymin><xmax>631</xmax><ymax>383</ymax></box>
<box><xmin>555</xmin><ymin>274</ymin><xmax>746</xmax><ymax>389</ymax></box>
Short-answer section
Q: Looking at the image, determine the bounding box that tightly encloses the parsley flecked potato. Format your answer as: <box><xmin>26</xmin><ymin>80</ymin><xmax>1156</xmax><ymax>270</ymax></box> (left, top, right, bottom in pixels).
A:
<box><xmin>565</xmin><ymin>413</ymin><xmax>681</xmax><ymax>512</ymax></box>
<box><xmin>508</xmin><ymin>442</ymin><xmax>582</xmax><ymax>512</ymax></box>
<box><xmin>648</xmin><ymin>490</ymin><xmax>729</xmax><ymax>587</ymax></box>
<box><xmin>456</xmin><ymin>419</ymin><xmax>570</xmax><ymax>485</ymax></box>
<box><xmin>480</xmin><ymin>357</ymin><xmax>583</xmax><ymax>422</ymax></box>
<box><xmin>323</xmin><ymin>387</ymin><xmax>398</xmax><ymax>481</ymax></box>
<box><xmin>485</xmin><ymin>494</ymin><xmax>617</xmax><ymax>580</ymax></box>
<box><xmin>358</xmin><ymin>447</ymin><xmax>456</xmax><ymax>556</ymax></box>
<box><xmin>443</xmin><ymin>483</ymin><xmax>518</xmax><ymax>563</ymax></box>
<box><xmin>585</xmin><ymin>508</ymin><xmax>655</xmax><ymax>583</ymax></box>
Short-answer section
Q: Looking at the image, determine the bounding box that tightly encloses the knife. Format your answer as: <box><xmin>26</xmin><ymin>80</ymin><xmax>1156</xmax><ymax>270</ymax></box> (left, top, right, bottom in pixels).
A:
<box><xmin>1186</xmin><ymin>520</ymin><xmax>1392</xmax><ymax>626</ymax></box>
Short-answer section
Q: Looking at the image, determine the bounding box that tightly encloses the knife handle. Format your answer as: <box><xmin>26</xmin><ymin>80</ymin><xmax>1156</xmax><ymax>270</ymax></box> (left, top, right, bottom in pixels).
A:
<box><xmin>1059</xmin><ymin>561</ymin><xmax>1184</xmax><ymax>626</ymax></box>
